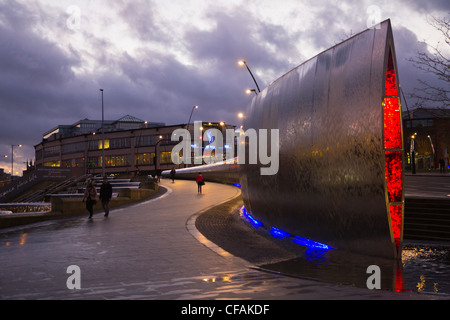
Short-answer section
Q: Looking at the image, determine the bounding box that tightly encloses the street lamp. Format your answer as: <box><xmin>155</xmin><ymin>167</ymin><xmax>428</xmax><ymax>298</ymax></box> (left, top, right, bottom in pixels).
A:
<box><xmin>100</xmin><ymin>89</ymin><xmax>105</xmax><ymax>177</ymax></box>
<box><xmin>154</xmin><ymin>135</ymin><xmax>165</xmax><ymax>172</ymax></box>
<box><xmin>11</xmin><ymin>144</ymin><xmax>22</xmax><ymax>181</ymax></box>
<box><xmin>187</xmin><ymin>105</ymin><xmax>199</xmax><ymax>132</ymax></box>
<box><xmin>238</xmin><ymin>60</ymin><xmax>261</xmax><ymax>93</ymax></box>
<box><xmin>186</xmin><ymin>106</ymin><xmax>199</xmax><ymax>167</ymax></box>
<box><xmin>427</xmin><ymin>135</ymin><xmax>435</xmax><ymax>156</ymax></box>
<box><xmin>246</xmin><ymin>89</ymin><xmax>257</xmax><ymax>96</ymax></box>
<box><xmin>410</xmin><ymin>133</ymin><xmax>416</xmax><ymax>174</ymax></box>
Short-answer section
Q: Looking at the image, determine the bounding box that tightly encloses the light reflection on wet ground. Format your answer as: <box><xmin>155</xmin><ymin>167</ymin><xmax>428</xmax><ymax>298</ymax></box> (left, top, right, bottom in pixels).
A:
<box><xmin>402</xmin><ymin>244</ymin><xmax>450</xmax><ymax>296</ymax></box>
<box><xmin>255</xmin><ymin>241</ymin><xmax>450</xmax><ymax>297</ymax></box>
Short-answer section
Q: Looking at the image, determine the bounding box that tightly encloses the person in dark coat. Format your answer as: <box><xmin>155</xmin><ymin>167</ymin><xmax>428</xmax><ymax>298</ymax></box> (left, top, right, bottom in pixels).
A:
<box><xmin>99</xmin><ymin>177</ymin><xmax>113</xmax><ymax>217</ymax></box>
<box><xmin>83</xmin><ymin>179</ymin><xmax>97</xmax><ymax>219</ymax></box>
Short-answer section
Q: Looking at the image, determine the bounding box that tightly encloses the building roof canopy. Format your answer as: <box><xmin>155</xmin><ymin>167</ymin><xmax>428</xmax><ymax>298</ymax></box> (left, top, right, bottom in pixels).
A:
<box><xmin>403</xmin><ymin>108</ymin><xmax>450</xmax><ymax>120</ymax></box>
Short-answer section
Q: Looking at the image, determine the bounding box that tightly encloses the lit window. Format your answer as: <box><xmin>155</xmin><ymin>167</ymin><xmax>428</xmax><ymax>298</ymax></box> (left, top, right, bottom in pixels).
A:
<box><xmin>99</xmin><ymin>140</ymin><xmax>110</xmax><ymax>149</ymax></box>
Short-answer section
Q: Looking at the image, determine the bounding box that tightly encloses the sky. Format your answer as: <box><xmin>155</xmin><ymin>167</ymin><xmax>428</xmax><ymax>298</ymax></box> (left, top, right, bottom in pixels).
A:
<box><xmin>0</xmin><ymin>0</ymin><xmax>449</xmax><ymax>176</ymax></box>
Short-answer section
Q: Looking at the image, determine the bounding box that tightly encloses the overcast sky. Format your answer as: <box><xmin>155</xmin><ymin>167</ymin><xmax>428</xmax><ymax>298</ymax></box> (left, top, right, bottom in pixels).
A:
<box><xmin>0</xmin><ymin>0</ymin><xmax>448</xmax><ymax>176</ymax></box>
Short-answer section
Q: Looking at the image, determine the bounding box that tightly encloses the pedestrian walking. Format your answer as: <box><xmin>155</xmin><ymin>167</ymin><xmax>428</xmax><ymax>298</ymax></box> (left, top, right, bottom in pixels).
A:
<box><xmin>196</xmin><ymin>172</ymin><xmax>204</xmax><ymax>194</ymax></box>
<box><xmin>100</xmin><ymin>177</ymin><xmax>113</xmax><ymax>217</ymax></box>
<box><xmin>156</xmin><ymin>169</ymin><xmax>162</xmax><ymax>183</ymax></box>
<box><xmin>170</xmin><ymin>167</ymin><xmax>176</xmax><ymax>183</ymax></box>
<box><xmin>83</xmin><ymin>179</ymin><xmax>97</xmax><ymax>219</ymax></box>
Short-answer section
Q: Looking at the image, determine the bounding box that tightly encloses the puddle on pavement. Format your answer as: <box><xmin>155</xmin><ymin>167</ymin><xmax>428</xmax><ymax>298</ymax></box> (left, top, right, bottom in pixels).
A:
<box><xmin>257</xmin><ymin>242</ymin><xmax>450</xmax><ymax>297</ymax></box>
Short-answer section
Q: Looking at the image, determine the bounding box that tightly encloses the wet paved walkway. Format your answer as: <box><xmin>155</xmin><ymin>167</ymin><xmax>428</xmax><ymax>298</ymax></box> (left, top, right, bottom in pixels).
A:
<box><xmin>0</xmin><ymin>179</ymin><xmax>438</xmax><ymax>300</ymax></box>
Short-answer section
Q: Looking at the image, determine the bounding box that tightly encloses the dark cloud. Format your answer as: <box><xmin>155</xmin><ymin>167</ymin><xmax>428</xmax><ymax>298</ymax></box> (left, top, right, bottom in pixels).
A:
<box><xmin>184</xmin><ymin>8</ymin><xmax>302</xmax><ymax>89</ymax></box>
<box><xmin>0</xmin><ymin>1</ymin><xmax>95</xmax><ymax>169</ymax></box>
<box><xmin>117</xmin><ymin>0</ymin><xmax>167</xmax><ymax>42</ymax></box>
<box><xmin>393</xmin><ymin>24</ymin><xmax>448</xmax><ymax>110</ymax></box>
<box><xmin>0</xmin><ymin>0</ymin><xmax>448</xmax><ymax>174</ymax></box>
<box><xmin>399</xmin><ymin>0</ymin><xmax>450</xmax><ymax>13</ymax></box>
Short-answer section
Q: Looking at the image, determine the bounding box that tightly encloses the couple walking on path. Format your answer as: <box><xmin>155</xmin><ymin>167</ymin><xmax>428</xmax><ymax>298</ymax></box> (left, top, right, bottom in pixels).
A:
<box><xmin>83</xmin><ymin>177</ymin><xmax>113</xmax><ymax>219</ymax></box>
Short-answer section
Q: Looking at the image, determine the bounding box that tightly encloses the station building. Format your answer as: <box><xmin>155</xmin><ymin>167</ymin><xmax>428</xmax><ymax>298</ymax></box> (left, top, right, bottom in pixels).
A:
<box><xmin>403</xmin><ymin>108</ymin><xmax>450</xmax><ymax>170</ymax></box>
<box><xmin>34</xmin><ymin>115</ymin><xmax>235</xmax><ymax>177</ymax></box>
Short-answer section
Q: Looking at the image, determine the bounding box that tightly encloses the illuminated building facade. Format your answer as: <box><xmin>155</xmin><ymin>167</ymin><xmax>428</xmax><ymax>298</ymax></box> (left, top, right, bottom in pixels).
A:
<box><xmin>402</xmin><ymin>108</ymin><xmax>450</xmax><ymax>171</ymax></box>
<box><xmin>35</xmin><ymin>115</ymin><xmax>234</xmax><ymax>177</ymax></box>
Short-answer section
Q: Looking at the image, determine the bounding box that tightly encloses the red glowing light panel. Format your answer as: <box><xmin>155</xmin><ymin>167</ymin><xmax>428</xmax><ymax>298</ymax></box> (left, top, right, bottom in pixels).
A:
<box><xmin>395</xmin><ymin>265</ymin><xmax>404</xmax><ymax>292</ymax></box>
<box><xmin>384</xmin><ymin>98</ymin><xmax>402</xmax><ymax>149</ymax></box>
<box><xmin>385</xmin><ymin>151</ymin><xmax>402</xmax><ymax>202</ymax></box>
<box><xmin>385</xmin><ymin>53</ymin><xmax>397</xmax><ymax>96</ymax></box>
<box><xmin>384</xmin><ymin>50</ymin><xmax>403</xmax><ymax>255</ymax></box>
<box><xmin>389</xmin><ymin>205</ymin><xmax>402</xmax><ymax>250</ymax></box>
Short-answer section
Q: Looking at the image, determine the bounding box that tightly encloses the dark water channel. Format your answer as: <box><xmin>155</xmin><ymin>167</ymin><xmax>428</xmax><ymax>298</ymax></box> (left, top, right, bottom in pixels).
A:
<box><xmin>258</xmin><ymin>241</ymin><xmax>450</xmax><ymax>297</ymax></box>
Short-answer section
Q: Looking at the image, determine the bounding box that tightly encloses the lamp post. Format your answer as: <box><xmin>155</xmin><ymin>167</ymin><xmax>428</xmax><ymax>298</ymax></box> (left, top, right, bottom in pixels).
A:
<box><xmin>411</xmin><ymin>133</ymin><xmax>416</xmax><ymax>174</ymax></box>
<box><xmin>238</xmin><ymin>113</ymin><xmax>245</xmax><ymax>128</ymax></box>
<box><xmin>237</xmin><ymin>113</ymin><xmax>246</xmax><ymax>162</ymax></box>
<box><xmin>238</xmin><ymin>60</ymin><xmax>261</xmax><ymax>93</ymax></box>
<box><xmin>154</xmin><ymin>135</ymin><xmax>166</xmax><ymax>173</ymax></box>
<box><xmin>428</xmin><ymin>135</ymin><xmax>436</xmax><ymax>169</ymax></box>
<box><xmin>427</xmin><ymin>135</ymin><xmax>435</xmax><ymax>156</ymax></box>
<box><xmin>186</xmin><ymin>105</ymin><xmax>199</xmax><ymax>168</ymax></box>
<box><xmin>11</xmin><ymin>144</ymin><xmax>22</xmax><ymax>181</ymax></box>
<box><xmin>246</xmin><ymin>89</ymin><xmax>257</xmax><ymax>96</ymax></box>
<box><xmin>2</xmin><ymin>155</ymin><xmax>7</xmax><ymax>173</ymax></box>
<box><xmin>100</xmin><ymin>89</ymin><xmax>105</xmax><ymax>177</ymax></box>
<box><xmin>187</xmin><ymin>105</ymin><xmax>199</xmax><ymax>132</ymax></box>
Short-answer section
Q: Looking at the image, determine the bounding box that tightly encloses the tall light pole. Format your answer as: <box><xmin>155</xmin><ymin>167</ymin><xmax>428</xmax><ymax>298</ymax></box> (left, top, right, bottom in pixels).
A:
<box><xmin>100</xmin><ymin>89</ymin><xmax>105</xmax><ymax>177</ymax></box>
<box><xmin>238</xmin><ymin>60</ymin><xmax>261</xmax><ymax>93</ymax></box>
<box><xmin>186</xmin><ymin>106</ymin><xmax>198</xmax><ymax>168</ymax></box>
<box><xmin>187</xmin><ymin>105</ymin><xmax>199</xmax><ymax>132</ymax></box>
<box><xmin>411</xmin><ymin>133</ymin><xmax>416</xmax><ymax>174</ymax></box>
<box><xmin>427</xmin><ymin>135</ymin><xmax>435</xmax><ymax>156</ymax></box>
<box><xmin>11</xmin><ymin>144</ymin><xmax>22</xmax><ymax>181</ymax></box>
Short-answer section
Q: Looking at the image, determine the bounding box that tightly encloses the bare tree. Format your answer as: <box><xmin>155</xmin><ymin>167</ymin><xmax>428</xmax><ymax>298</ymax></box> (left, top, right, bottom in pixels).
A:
<box><xmin>408</xmin><ymin>15</ymin><xmax>449</xmax><ymax>109</ymax></box>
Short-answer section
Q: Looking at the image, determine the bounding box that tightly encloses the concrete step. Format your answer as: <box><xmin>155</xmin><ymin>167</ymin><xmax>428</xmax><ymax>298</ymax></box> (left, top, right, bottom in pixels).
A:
<box><xmin>404</xmin><ymin>197</ymin><xmax>450</xmax><ymax>242</ymax></box>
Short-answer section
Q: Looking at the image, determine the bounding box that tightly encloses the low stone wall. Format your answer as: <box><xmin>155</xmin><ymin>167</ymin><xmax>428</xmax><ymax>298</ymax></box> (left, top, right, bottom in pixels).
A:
<box><xmin>0</xmin><ymin>187</ymin><xmax>158</xmax><ymax>229</ymax></box>
<box><xmin>51</xmin><ymin>188</ymin><xmax>157</xmax><ymax>216</ymax></box>
<box><xmin>0</xmin><ymin>212</ymin><xmax>61</xmax><ymax>229</ymax></box>
<box><xmin>0</xmin><ymin>203</ymin><xmax>51</xmax><ymax>213</ymax></box>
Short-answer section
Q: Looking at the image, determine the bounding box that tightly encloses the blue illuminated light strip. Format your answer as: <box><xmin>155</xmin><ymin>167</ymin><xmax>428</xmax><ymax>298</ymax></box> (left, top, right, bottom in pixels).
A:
<box><xmin>270</xmin><ymin>227</ymin><xmax>290</xmax><ymax>239</ymax></box>
<box><xmin>241</xmin><ymin>206</ymin><xmax>333</xmax><ymax>250</ymax></box>
<box><xmin>293</xmin><ymin>236</ymin><xmax>331</xmax><ymax>250</ymax></box>
<box><xmin>242</xmin><ymin>206</ymin><xmax>263</xmax><ymax>229</ymax></box>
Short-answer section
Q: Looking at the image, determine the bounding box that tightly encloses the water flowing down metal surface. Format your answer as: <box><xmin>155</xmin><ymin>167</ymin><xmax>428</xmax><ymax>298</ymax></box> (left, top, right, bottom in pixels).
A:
<box><xmin>240</xmin><ymin>19</ymin><xmax>404</xmax><ymax>259</ymax></box>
